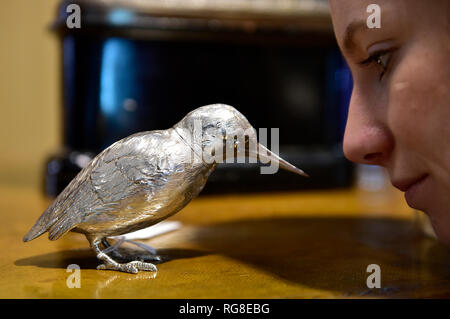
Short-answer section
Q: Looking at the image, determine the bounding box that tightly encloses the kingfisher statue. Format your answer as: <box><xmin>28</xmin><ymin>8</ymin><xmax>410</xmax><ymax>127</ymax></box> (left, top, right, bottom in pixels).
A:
<box><xmin>23</xmin><ymin>104</ymin><xmax>307</xmax><ymax>273</ymax></box>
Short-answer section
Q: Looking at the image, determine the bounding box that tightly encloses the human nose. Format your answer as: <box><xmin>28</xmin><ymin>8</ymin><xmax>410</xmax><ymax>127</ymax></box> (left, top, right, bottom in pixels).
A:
<box><xmin>342</xmin><ymin>90</ymin><xmax>394</xmax><ymax>166</ymax></box>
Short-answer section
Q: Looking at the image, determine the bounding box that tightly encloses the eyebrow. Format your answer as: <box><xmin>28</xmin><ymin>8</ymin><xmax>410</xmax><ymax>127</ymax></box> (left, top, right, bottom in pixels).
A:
<box><xmin>343</xmin><ymin>20</ymin><xmax>367</xmax><ymax>53</ymax></box>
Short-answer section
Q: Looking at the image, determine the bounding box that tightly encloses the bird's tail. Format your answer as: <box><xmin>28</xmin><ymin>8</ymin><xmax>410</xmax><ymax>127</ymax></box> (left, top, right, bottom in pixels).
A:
<box><xmin>22</xmin><ymin>211</ymin><xmax>54</xmax><ymax>242</ymax></box>
<box><xmin>23</xmin><ymin>222</ymin><xmax>47</xmax><ymax>242</ymax></box>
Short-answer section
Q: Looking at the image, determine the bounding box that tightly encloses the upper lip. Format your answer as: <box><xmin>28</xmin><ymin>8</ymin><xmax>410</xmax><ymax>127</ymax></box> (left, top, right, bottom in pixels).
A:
<box><xmin>392</xmin><ymin>174</ymin><xmax>428</xmax><ymax>192</ymax></box>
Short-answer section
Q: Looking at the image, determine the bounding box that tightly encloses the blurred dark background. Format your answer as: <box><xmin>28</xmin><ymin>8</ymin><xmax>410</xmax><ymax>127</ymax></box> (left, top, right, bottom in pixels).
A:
<box><xmin>0</xmin><ymin>0</ymin><xmax>354</xmax><ymax>195</ymax></box>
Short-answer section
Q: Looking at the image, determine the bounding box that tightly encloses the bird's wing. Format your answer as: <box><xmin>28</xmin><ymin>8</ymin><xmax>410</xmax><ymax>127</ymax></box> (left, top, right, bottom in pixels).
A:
<box><xmin>24</xmin><ymin>131</ymin><xmax>174</xmax><ymax>241</ymax></box>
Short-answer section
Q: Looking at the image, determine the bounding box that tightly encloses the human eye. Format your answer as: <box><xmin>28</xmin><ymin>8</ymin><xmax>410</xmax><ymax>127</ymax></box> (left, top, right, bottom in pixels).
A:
<box><xmin>359</xmin><ymin>50</ymin><xmax>394</xmax><ymax>80</ymax></box>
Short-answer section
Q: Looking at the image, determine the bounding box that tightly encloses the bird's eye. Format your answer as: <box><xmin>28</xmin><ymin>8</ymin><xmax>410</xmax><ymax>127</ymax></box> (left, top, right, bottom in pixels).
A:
<box><xmin>203</xmin><ymin>124</ymin><xmax>215</xmax><ymax>130</ymax></box>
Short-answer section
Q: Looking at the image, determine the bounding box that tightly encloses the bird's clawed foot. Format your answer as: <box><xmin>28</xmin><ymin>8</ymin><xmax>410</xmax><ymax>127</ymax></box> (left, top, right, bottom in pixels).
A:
<box><xmin>96</xmin><ymin>252</ymin><xmax>157</xmax><ymax>274</ymax></box>
<box><xmin>92</xmin><ymin>239</ymin><xmax>159</xmax><ymax>274</ymax></box>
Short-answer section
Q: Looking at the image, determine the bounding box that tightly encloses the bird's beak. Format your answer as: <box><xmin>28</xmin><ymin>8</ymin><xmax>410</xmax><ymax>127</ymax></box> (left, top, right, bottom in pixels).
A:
<box><xmin>249</xmin><ymin>142</ymin><xmax>309</xmax><ymax>177</ymax></box>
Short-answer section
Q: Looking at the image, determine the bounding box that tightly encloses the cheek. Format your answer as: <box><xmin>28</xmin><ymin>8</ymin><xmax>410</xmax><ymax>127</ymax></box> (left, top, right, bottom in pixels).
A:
<box><xmin>388</xmin><ymin>47</ymin><xmax>450</xmax><ymax>168</ymax></box>
<box><xmin>387</xmin><ymin>67</ymin><xmax>429</xmax><ymax>155</ymax></box>
<box><xmin>388</xmin><ymin>43</ymin><xmax>450</xmax><ymax>207</ymax></box>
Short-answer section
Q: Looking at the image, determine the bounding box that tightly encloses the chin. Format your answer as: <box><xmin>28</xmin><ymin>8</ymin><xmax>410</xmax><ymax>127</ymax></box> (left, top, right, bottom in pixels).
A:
<box><xmin>428</xmin><ymin>214</ymin><xmax>450</xmax><ymax>247</ymax></box>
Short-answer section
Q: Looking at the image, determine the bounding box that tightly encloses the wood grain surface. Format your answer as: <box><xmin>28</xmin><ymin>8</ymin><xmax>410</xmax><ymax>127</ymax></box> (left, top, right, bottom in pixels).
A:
<box><xmin>1</xmin><ymin>185</ymin><xmax>450</xmax><ymax>298</ymax></box>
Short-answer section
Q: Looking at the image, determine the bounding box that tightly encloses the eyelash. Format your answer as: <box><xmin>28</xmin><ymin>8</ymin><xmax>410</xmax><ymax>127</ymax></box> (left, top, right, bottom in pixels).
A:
<box><xmin>359</xmin><ymin>50</ymin><xmax>393</xmax><ymax>80</ymax></box>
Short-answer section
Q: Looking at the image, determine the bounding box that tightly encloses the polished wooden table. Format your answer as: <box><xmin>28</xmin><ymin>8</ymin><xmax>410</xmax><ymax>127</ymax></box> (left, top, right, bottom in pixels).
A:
<box><xmin>1</xmin><ymin>184</ymin><xmax>450</xmax><ymax>298</ymax></box>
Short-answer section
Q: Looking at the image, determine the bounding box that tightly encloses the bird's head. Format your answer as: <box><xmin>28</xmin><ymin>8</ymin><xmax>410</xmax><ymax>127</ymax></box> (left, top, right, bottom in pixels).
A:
<box><xmin>173</xmin><ymin>104</ymin><xmax>307</xmax><ymax>177</ymax></box>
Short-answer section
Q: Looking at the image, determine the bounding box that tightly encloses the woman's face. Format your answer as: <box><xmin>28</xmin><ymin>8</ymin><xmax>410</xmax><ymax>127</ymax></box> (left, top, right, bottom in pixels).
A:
<box><xmin>329</xmin><ymin>0</ymin><xmax>450</xmax><ymax>244</ymax></box>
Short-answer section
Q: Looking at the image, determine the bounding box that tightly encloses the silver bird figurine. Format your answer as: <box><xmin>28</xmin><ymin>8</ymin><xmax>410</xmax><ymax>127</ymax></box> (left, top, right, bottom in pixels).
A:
<box><xmin>23</xmin><ymin>104</ymin><xmax>307</xmax><ymax>273</ymax></box>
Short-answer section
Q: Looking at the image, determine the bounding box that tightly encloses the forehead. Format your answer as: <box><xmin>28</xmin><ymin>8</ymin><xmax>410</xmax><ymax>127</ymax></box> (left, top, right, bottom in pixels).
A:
<box><xmin>330</xmin><ymin>0</ymin><xmax>405</xmax><ymax>53</ymax></box>
<box><xmin>330</xmin><ymin>0</ymin><xmax>380</xmax><ymax>41</ymax></box>
<box><xmin>330</xmin><ymin>0</ymin><xmax>364</xmax><ymax>33</ymax></box>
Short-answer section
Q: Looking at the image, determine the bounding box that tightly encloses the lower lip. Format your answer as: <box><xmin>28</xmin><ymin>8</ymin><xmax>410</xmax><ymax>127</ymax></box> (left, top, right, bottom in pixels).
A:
<box><xmin>404</xmin><ymin>175</ymin><xmax>429</xmax><ymax>210</ymax></box>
